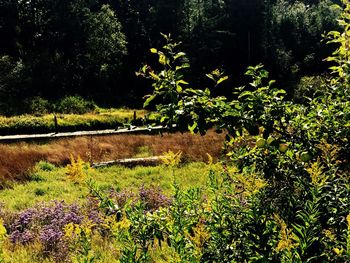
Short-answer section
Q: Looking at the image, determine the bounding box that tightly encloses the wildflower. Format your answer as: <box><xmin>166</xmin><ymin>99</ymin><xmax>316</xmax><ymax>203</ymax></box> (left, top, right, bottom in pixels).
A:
<box><xmin>274</xmin><ymin>214</ymin><xmax>296</xmax><ymax>252</ymax></box>
<box><xmin>64</xmin><ymin>223</ymin><xmax>76</xmax><ymax>239</ymax></box>
<box><xmin>234</xmin><ymin>173</ymin><xmax>267</xmax><ymax>197</ymax></box>
<box><xmin>115</xmin><ymin>216</ymin><xmax>131</xmax><ymax>231</ymax></box>
<box><xmin>305</xmin><ymin>160</ymin><xmax>326</xmax><ymax>186</ymax></box>
<box><xmin>323</xmin><ymin>229</ymin><xmax>336</xmax><ymax>241</ymax></box>
<box><xmin>139</xmin><ymin>185</ymin><xmax>172</xmax><ymax>211</ymax></box>
<box><xmin>332</xmin><ymin>247</ymin><xmax>343</xmax><ymax>255</ymax></box>
<box><xmin>0</xmin><ymin>219</ymin><xmax>6</xmax><ymax>241</ymax></box>
<box><xmin>66</xmin><ymin>154</ymin><xmax>89</xmax><ymax>183</ymax></box>
<box><xmin>161</xmin><ymin>150</ymin><xmax>182</xmax><ymax>167</ymax></box>
<box><xmin>190</xmin><ymin>222</ymin><xmax>210</xmax><ymax>249</ymax></box>
<box><xmin>40</xmin><ymin>227</ymin><xmax>63</xmax><ymax>244</ymax></box>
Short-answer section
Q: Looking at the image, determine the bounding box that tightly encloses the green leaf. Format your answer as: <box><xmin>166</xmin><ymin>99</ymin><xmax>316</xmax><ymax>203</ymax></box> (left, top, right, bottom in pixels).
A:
<box><xmin>142</xmin><ymin>64</ymin><xmax>148</xmax><ymax>73</ymax></box>
<box><xmin>143</xmin><ymin>95</ymin><xmax>156</xmax><ymax>108</ymax></box>
<box><xmin>150</xmin><ymin>48</ymin><xmax>158</xmax><ymax>54</ymax></box>
<box><xmin>149</xmin><ymin>71</ymin><xmax>160</xmax><ymax>80</ymax></box>
<box><xmin>206</xmin><ymin>73</ymin><xmax>215</xmax><ymax>82</ymax></box>
<box><xmin>217</xmin><ymin>76</ymin><xmax>229</xmax><ymax>85</ymax></box>
<box><xmin>159</xmin><ymin>54</ymin><xmax>167</xmax><ymax>65</ymax></box>
<box><xmin>188</xmin><ymin>122</ymin><xmax>197</xmax><ymax>134</ymax></box>
<box><xmin>175</xmin><ymin>64</ymin><xmax>190</xmax><ymax>71</ymax></box>
<box><xmin>174</xmin><ymin>52</ymin><xmax>186</xmax><ymax>60</ymax></box>
<box><xmin>238</xmin><ymin>91</ymin><xmax>253</xmax><ymax>99</ymax></box>
<box><xmin>176</xmin><ymin>80</ymin><xmax>189</xmax><ymax>85</ymax></box>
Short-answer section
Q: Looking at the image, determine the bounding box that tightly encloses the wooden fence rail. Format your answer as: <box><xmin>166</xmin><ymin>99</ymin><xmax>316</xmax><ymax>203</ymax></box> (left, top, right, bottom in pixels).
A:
<box><xmin>0</xmin><ymin>125</ymin><xmax>173</xmax><ymax>143</ymax></box>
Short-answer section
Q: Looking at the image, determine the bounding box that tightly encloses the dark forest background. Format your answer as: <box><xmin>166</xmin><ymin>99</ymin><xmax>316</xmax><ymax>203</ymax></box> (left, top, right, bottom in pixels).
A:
<box><xmin>0</xmin><ymin>0</ymin><xmax>341</xmax><ymax>113</ymax></box>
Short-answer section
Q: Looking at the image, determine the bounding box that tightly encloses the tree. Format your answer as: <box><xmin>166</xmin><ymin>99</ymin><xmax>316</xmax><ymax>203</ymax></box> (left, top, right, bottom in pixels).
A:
<box><xmin>0</xmin><ymin>0</ymin><xmax>127</xmax><ymax>105</ymax></box>
<box><xmin>138</xmin><ymin>4</ymin><xmax>350</xmax><ymax>256</ymax></box>
<box><xmin>81</xmin><ymin>4</ymin><xmax>127</xmax><ymax>100</ymax></box>
<box><xmin>262</xmin><ymin>0</ymin><xmax>339</xmax><ymax>91</ymax></box>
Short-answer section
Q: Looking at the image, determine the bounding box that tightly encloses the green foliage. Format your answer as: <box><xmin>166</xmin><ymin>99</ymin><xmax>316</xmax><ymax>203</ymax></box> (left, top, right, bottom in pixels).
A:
<box><xmin>293</xmin><ymin>75</ymin><xmax>328</xmax><ymax>103</ymax></box>
<box><xmin>0</xmin><ymin>1</ymin><xmax>127</xmax><ymax>103</ymax></box>
<box><xmin>0</xmin><ymin>1</ymin><xmax>350</xmax><ymax>262</ymax></box>
<box><xmin>0</xmin><ymin>162</ymin><xmax>209</xmax><ymax>212</ymax></box>
<box><xmin>134</xmin><ymin>3</ymin><xmax>350</xmax><ymax>260</ymax></box>
<box><xmin>64</xmin><ymin>221</ymin><xmax>96</xmax><ymax>263</ymax></box>
<box><xmin>0</xmin><ymin>108</ymin><xmax>146</xmax><ymax>135</ymax></box>
<box><xmin>25</xmin><ymin>97</ymin><xmax>51</xmax><ymax>116</ymax></box>
<box><xmin>36</xmin><ymin>161</ymin><xmax>56</xmax><ymax>172</ymax></box>
<box><xmin>85</xmin><ymin>4</ymin><xmax>127</xmax><ymax>77</ymax></box>
<box><xmin>0</xmin><ymin>0</ymin><xmax>342</xmax><ymax>107</ymax></box>
<box><xmin>56</xmin><ymin>96</ymin><xmax>96</xmax><ymax>115</ymax></box>
<box><xmin>0</xmin><ymin>219</ymin><xmax>6</xmax><ymax>263</ymax></box>
<box><xmin>0</xmin><ymin>56</ymin><xmax>30</xmax><ymax>115</ymax></box>
<box><xmin>263</xmin><ymin>0</ymin><xmax>339</xmax><ymax>83</ymax></box>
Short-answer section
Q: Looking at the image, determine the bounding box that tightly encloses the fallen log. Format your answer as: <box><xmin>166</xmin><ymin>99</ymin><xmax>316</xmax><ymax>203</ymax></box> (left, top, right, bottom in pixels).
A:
<box><xmin>92</xmin><ymin>156</ymin><xmax>164</xmax><ymax>168</ymax></box>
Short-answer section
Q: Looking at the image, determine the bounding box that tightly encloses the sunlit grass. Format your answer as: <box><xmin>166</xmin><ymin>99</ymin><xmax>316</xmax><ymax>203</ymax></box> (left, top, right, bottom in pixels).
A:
<box><xmin>0</xmin><ymin>162</ymin><xmax>211</xmax><ymax>212</ymax></box>
<box><xmin>0</xmin><ymin>108</ymin><xmax>148</xmax><ymax>135</ymax></box>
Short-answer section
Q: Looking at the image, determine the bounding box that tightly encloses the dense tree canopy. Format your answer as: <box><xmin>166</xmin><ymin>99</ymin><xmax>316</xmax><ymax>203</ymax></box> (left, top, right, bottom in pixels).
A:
<box><xmin>0</xmin><ymin>0</ymin><xmax>341</xmax><ymax>112</ymax></box>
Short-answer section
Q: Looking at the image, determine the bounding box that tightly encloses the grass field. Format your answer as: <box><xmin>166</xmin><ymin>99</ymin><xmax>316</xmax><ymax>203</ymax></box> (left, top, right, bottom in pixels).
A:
<box><xmin>0</xmin><ymin>130</ymin><xmax>225</xmax><ymax>187</ymax></box>
<box><xmin>0</xmin><ymin>160</ymin><xmax>220</xmax><ymax>262</ymax></box>
<box><xmin>0</xmin><ymin>162</ymin><xmax>211</xmax><ymax>212</ymax></box>
<box><xmin>0</xmin><ymin>108</ymin><xmax>149</xmax><ymax>135</ymax></box>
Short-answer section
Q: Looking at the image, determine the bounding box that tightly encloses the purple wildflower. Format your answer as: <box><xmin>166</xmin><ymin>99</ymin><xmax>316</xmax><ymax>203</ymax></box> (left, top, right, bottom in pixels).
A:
<box><xmin>139</xmin><ymin>185</ymin><xmax>172</xmax><ymax>211</ymax></box>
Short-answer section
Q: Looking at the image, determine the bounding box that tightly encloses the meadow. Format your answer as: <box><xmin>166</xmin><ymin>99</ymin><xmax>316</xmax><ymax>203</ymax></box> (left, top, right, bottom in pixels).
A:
<box><xmin>0</xmin><ymin>130</ymin><xmax>224</xmax><ymax>187</ymax></box>
<box><xmin>0</xmin><ymin>108</ymin><xmax>149</xmax><ymax>135</ymax></box>
<box><xmin>0</xmin><ymin>154</ymin><xmax>230</xmax><ymax>262</ymax></box>
<box><xmin>1</xmin><ymin>1</ymin><xmax>350</xmax><ymax>262</ymax></box>
<box><xmin>0</xmin><ymin>161</ymin><xmax>211</xmax><ymax>212</ymax></box>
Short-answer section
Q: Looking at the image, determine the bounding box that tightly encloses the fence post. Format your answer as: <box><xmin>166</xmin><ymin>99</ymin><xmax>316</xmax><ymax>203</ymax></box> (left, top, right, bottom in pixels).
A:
<box><xmin>54</xmin><ymin>115</ymin><xmax>58</xmax><ymax>133</ymax></box>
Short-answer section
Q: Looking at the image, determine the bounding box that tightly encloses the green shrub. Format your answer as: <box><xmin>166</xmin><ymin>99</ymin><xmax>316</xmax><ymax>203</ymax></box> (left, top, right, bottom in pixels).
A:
<box><xmin>293</xmin><ymin>75</ymin><xmax>328</xmax><ymax>103</ymax></box>
<box><xmin>127</xmin><ymin>6</ymin><xmax>350</xmax><ymax>260</ymax></box>
<box><xmin>34</xmin><ymin>187</ymin><xmax>46</xmax><ymax>196</ymax></box>
<box><xmin>36</xmin><ymin>161</ymin><xmax>56</xmax><ymax>172</ymax></box>
<box><xmin>56</xmin><ymin>96</ymin><xmax>96</xmax><ymax>114</ymax></box>
<box><xmin>25</xmin><ymin>97</ymin><xmax>51</xmax><ymax>116</ymax></box>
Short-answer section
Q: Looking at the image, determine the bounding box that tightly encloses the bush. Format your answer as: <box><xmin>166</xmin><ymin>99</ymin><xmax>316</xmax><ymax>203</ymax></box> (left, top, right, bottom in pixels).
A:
<box><xmin>25</xmin><ymin>97</ymin><xmax>51</xmax><ymax>116</ymax></box>
<box><xmin>128</xmin><ymin>8</ymin><xmax>350</xmax><ymax>260</ymax></box>
<box><xmin>36</xmin><ymin>161</ymin><xmax>56</xmax><ymax>172</ymax></box>
<box><xmin>55</xmin><ymin>96</ymin><xmax>96</xmax><ymax>114</ymax></box>
<box><xmin>293</xmin><ymin>75</ymin><xmax>328</xmax><ymax>103</ymax></box>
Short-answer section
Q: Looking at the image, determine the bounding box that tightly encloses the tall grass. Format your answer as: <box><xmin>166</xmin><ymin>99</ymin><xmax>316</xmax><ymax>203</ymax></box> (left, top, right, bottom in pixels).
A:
<box><xmin>0</xmin><ymin>162</ymin><xmax>211</xmax><ymax>212</ymax></box>
<box><xmin>0</xmin><ymin>108</ymin><xmax>148</xmax><ymax>135</ymax></box>
<box><xmin>0</xmin><ymin>130</ymin><xmax>225</xmax><ymax>187</ymax></box>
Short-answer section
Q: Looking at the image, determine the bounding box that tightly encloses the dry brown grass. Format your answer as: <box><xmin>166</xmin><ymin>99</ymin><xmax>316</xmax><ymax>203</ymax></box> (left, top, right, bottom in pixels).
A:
<box><xmin>0</xmin><ymin>130</ymin><xmax>225</xmax><ymax>187</ymax></box>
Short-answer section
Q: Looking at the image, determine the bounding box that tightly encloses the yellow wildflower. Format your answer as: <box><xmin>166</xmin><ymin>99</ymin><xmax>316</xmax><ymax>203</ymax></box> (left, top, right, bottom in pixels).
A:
<box><xmin>333</xmin><ymin>247</ymin><xmax>343</xmax><ymax>255</ymax></box>
<box><xmin>323</xmin><ymin>229</ymin><xmax>336</xmax><ymax>241</ymax></box>
<box><xmin>160</xmin><ymin>150</ymin><xmax>182</xmax><ymax>167</ymax></box>
<box><xmin>66</xmin><ymin>154</ymin><xmax>89</xmax><ymax>183</ymax></box>
<box><xmin>116</xmin><ymin>216</ymin><xmax>131</xmax><ymax>231</ymax></box>
<box><xmin>274</xmin><ymin>214</ymin><xmax>296</xmax><ymax>252</ymax></box>
<box><xmin>0</xmin><ymin>219</ymin><xmax>6</xmax><ymax>241</ymax></box>
<box><xmin>234</xmin><ymin>173</ymin><xmax>267</xmax><ymax>197</ymax></box>
<box><xmin>305</xmin><ymin>160</ymin><xmax>327</xmax><ymax>187</ymax></box>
